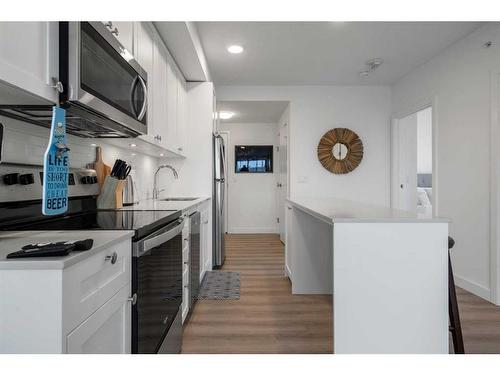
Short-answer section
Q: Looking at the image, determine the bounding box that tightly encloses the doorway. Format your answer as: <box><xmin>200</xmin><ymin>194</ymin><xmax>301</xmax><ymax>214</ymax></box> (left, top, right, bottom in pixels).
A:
<box><xmin>392</xmin><ymin>106</ymin><xmax>434</xmax><ymax>217</ymax></box>
<box><xmin>216</xmin><ymin>101</ymin><xmax>290</xmax><ymax>234</ymax></box>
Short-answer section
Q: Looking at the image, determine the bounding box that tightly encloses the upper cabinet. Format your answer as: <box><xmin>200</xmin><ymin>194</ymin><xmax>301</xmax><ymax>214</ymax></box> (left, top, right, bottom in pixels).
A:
<box><xmin>136</xmin><ymin>22</ymin><xmax>187</xmax><ymax>157</ymax></box>
<box><xmin>102</xmin><ymin>22</ymin><xmax>134</xmax><ymax>54</ymax></box>
<box><xmin>0</xmin><ymin>22</ymin><xmax>59</xmax><ymax>104</ymax></box>
<box><xmin>0</xmin><ymin>22</ymin><xmax>189</xmax><ymax>158</ymax></box>
<box><xmin>135</xmin><ymin>22</ymin><xmax>154</xmax><ymax>129</ymax></box>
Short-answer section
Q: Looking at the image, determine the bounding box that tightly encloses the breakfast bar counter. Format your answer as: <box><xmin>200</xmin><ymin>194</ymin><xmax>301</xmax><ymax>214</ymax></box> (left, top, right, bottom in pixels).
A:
<box><xmin>286</xmin><ymin>196</ymin><xmax>450</xmax><ymax>354</ymax></box>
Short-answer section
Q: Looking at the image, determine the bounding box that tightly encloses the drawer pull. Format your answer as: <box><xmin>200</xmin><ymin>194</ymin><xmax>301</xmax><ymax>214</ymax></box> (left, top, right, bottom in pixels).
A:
<box><xmin>184</xmin><ymin>261</ymin><xmax>189</xmax><ymax>265</ymax></box>
<box><xmin>128</xmin><ymin>293</ymin><xmax>137</xmax><ymax>305</ymax></box>
<box><xmin>105</xmin><ymin>252</ymin><xmax>118</xmax><ymax>264</ymax></box>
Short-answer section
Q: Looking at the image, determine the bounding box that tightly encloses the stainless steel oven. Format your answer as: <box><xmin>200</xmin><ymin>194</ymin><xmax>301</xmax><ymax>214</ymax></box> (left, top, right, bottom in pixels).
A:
<box><xmin>59</xmin><ymin>21</ymin><xmax>148</xmax><ymax>137</ymax></box>
<box><xmin>132</xmin><ymin>217</ymin><xmax>184</xmax><ymax>354</ymax></box>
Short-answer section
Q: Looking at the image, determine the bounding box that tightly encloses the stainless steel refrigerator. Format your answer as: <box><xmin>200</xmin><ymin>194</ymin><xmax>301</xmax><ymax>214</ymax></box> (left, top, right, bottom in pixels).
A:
<box><xmin>213</xmin><ymin>133</ymin><xmax>226</xmax><ymax>268</ymax></box>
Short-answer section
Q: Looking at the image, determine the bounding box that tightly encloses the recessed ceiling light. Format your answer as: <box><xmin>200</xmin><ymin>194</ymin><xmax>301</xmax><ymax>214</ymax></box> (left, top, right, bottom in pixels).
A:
<box><xmin>90</xmin><ymin>143</ymin><xmax>97</xmax><ymax>147</ymax></box>
<box><xmin>131</xmin><ymin>153</ymin><xmax>136</xmax><ymax>156</ymax></box>
<box><xmin>227</xmin><ymin>45</ymin><xmax>244</xmax><ymax>54</ymax></box>
<box><xmin>219</xmin><ymin>111</ymin><xmax>234</xmax><ymax>120</ymax></box>
<box><xmin>129</xmin><ymin>143</ymin><xmax>137</xmax><ymax>148</ymax></box>
<box><xmin>159</xmin><ymin>153</ymin><xmax>164</xmax><ymax>157</ymax></box>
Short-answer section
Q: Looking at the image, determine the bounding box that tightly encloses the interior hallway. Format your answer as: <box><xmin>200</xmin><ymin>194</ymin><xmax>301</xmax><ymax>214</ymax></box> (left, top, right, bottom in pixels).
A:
<box><xmin>182</xmin><ymin>234</ymin><xmax>500</xmax><ymax>354</ymax></box>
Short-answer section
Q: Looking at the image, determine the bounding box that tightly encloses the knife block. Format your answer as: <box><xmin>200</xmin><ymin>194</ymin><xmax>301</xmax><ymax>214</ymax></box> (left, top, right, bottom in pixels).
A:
<box><xmin>97</xmin><ymin>176</ymin><xmax>124</xmax><ymax>209</ymax></box>
<box><xmin>115</xmin><ymin>180</ymin><xmax>126</xmax><ymax>209</ymax></box>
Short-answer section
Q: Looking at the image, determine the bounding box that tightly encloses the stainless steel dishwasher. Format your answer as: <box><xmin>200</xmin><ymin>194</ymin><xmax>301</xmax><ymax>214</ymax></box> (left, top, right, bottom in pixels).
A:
<box><xmin>189</xmin><ymin>211</ymin><xmax>201</xmax><ymax>310</ymax></box>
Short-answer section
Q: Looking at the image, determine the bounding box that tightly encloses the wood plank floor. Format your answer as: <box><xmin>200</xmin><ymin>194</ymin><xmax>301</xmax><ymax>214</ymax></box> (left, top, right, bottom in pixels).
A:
<box><xmin>181</xmin><ymin>234</ymin><xmax>333</xmax><ymax>353</ymax></box>
<box><xmin>182</xmin><ymin>233</ymin><xmax>500</xmax><ymax>354</ymax></box>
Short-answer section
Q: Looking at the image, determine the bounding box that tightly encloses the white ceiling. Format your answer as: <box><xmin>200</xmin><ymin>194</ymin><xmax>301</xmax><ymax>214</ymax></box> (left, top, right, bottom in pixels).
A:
<box><xmin>217</xmin><ymin>101</ymin><xmax>289</xmax><ymax>123</ymax></box>
<box><xmin>196</xmin><ymin>22</ymin><xmax>483</xmax><ymax>85</ymax></box>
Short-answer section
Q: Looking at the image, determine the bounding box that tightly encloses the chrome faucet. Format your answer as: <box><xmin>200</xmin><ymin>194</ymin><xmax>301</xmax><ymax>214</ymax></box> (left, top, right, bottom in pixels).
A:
<box><xmin>153</xmin><ymin>164</ymin><xmax>179</xmax><ymax>200</ymax></box>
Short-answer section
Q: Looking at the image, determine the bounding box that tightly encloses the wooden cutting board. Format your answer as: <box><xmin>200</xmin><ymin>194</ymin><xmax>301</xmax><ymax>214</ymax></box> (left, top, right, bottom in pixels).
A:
<box><xmin>92</xmin><ymin>146</ymin><xmax>111</xmax><ymax>190</ymax></box>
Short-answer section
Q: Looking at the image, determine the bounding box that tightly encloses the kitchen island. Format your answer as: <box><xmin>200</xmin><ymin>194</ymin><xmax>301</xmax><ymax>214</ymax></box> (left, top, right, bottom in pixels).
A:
<box><xmin>286</xmin><ymin>196</ymin><xmax>449</xmax><ymax>354</ymax></box>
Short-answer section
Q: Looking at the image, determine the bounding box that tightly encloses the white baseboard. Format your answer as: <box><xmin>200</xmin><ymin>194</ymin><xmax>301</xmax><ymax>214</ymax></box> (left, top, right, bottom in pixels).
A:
<box><xmin>229</xmin><ymin>226</ymin><xmax>278</xmax><ymax>234</ymax></box>
<box><xmin>285</xmin><ymin>264</ymin><xmax>292</xmax><ymax>279</ymax></box>
<box><xmin>455</xmin><ymin>275</ymin><xmax>491</xmax><ymax>302</ymax></box>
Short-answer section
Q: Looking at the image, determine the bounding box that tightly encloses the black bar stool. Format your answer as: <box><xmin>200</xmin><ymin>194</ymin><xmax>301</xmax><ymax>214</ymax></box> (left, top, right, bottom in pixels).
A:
<box><xmin>448</xmin><ymin>236</ymin><xmax>465</xmax><ymax>354</ymax></box>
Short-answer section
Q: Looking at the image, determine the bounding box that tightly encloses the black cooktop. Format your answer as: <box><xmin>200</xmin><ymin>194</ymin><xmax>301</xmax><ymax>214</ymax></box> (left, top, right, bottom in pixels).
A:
<box><xmin>0</xmin><ymin>209</ymin><xmax>181</xmax><ymax>240</ymax></box>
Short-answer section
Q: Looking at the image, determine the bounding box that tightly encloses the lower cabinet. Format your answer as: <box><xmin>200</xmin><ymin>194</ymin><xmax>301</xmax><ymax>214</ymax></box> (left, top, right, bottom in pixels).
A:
<box><xmin>181</xmin><ymin>215</ymin><xmax>190</xmax><ymax>323</ymax></box>
<box><xmin>66</xmin><ymin>284</ymin><xmax>131</xmax><ymax>354</ymax></box>
<box><xmin>199</xmin><ymin>203</ymin><xmax>211</xmax><ymax>279</ymax></box>
<box><xmin>0</xmin><ymin>238</ymin><xmax>133</xmax><ymax>353</ymax></box>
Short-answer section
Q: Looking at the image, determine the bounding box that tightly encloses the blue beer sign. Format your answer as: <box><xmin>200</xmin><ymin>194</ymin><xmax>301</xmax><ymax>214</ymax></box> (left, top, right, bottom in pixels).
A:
<box><xmin>42</xmin><ymin>106</ymin><xmax>70</xmax><ymax>216</ymax></box>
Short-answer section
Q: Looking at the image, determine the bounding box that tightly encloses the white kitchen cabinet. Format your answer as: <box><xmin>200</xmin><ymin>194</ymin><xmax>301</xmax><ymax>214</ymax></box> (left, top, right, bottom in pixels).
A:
<box><xmin>103</xmin><ymin>21</ymin><xmax>134</xmax><ymax>53</ymax></box>
<box><xmin>0</xmin><ymin>234</ymin><xmax>133</xmax><ymax>354</ymax></box>
<box><xmin>66</xmin><ymin>284</ymin><xmax>131</xmax><ymax>354</ymax></box>
<box><xmin>166</xmin><ymin>55</ymin><xmax>179</xmax><ymax>151</ymax></box>
<box><xmin>0</xmin><ymin>22</ymin><xmax>59</xmax><ymax>104</ymax></box>
<box><xmin>176</xmin><ymin>73</ymin><xmax>188</xmax><ymax>155</ymax></box>
<box><xmin>181</xmin><ymin>215</ymin><xmax>190</xmax><ymax>323</ymax></box>
<box><xmin>152</xmin><ymin>33</ymin><xmax>169</xmax><ymax>146</ymax></box>
<box><xmin>199</xmin><ymin>203</ymin><xmax>211</xmax><ymax>280</ymax></box>
<box><xmin>135</xmin><ymin>22</ymin><xmax>156</xmax><ymax>145</ymax></box>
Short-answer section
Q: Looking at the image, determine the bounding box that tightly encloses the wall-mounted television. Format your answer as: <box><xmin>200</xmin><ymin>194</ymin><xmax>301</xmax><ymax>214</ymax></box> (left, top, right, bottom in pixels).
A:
<box><xmin>235</xmin><ymin>145</ymin><xmax>273</xmax><ymax>173</ymax></box>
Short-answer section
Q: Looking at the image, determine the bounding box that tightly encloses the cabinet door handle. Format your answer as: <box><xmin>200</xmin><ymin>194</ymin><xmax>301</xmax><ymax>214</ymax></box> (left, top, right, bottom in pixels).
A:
<box><xmin>128</xmin><ymin>293</ymin><xmax>137</xmax><ymax>305</ymax></box>
<box><xmin>178</xmin><ymin>147</ymin><xmax>183</xmax><ymax>152</ymax></box>
<box><xmin>105</xmin><ymin>21</ymin><xmax>113</xmax><ymax>29</ymax></box>
<box><xmin>111</xmin><ymin>27</ymin><xmax>119</xmax><ymax>36</ymax></box>
<box><xmin>203</xmin><ymin>220</ymin><xmax>209</xmax><ymax>224</ymax></box>
<box><xmin>184</xmin><ymin>261</ymin><xmax>189</xmax><ymax>265</ymax></box>
<box><xmin>105</xmin><ymin>252</ymin><xmax>118</xmax><ymax>264</ymax></box>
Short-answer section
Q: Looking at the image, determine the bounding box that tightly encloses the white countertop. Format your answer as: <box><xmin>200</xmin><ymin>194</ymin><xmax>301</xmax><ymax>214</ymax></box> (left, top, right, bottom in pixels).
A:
<box><xmin>0</xmin><ymin>230</ymin><xmax>134</xmax><ymax>270</ymax></box>
<box><xmin>120</xmin><ymin>196</ymin><xmax>210</xmax><ymax>212</ymax></box>
<box><xmin>287</xmin><ymin>196</ymin><xmax>450</xmax><ymax>224</ymax></box>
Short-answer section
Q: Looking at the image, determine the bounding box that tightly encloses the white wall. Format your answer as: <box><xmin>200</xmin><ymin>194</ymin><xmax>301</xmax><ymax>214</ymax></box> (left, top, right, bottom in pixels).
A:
<box><xmin>417</xmin><ymin>107</ymin><xmax>432</xmax><ymax>174</ymax></box>
<box><xmin>391</xmin><ymin>23</ymin><xmax>500</xmax><ymax>302</ymax></box>
<box><xmin>0</xmin><ymin>116</ymin><xmax>159</xmax><ymax>201</ymax></box>
<box><xmin>216</xmin><ymin>86</ymin><xmax>392</xmax><ymax>207</ymax></box>
<box><xmin>218</xmin><ymin>122</ymin><xmax>278</xmax><ymax>233</ymax></box>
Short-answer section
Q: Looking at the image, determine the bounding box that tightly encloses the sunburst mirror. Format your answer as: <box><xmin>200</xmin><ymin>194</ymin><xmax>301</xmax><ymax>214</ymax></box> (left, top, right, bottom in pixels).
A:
<box><xmin>317</xmin><ymin>128</ymin><xmax>364</xmax><ymax>174</ymax></box>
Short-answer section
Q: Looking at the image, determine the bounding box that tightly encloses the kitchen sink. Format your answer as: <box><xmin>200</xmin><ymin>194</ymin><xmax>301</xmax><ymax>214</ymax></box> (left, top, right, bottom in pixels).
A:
<box><xmin>160</xmin><ymin>197</ymin><xmax>198</xmax><ymax>201</ymax></box>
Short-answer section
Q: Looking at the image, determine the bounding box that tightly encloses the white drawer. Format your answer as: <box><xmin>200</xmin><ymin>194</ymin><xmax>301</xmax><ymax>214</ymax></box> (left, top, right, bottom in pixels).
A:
<box><xmin>62</xmin><ymin>239</ymin><xmax>131</xmax><ymax>333</ymax></box>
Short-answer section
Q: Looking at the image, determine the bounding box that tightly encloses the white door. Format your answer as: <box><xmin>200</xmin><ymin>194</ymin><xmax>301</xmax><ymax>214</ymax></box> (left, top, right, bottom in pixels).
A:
<box><xmin>0</xmin><ymin>22</ymin><xmax>59</xmax><ymax>103</ymax></box>
<box><xmin>152</xmin><ymin>34</ymin><xmax>168</xmax><ymax>144</ymax></box>
<box><xmin>66</xmin><ymin>285</ymin><xmax>131</xmax><ymax>354</ymax></box>
<box><xmin>277</xmin><ymin>122</ymin><xmax>288</xmax><ymax>243</ymax></box>
<box><xmin>393</xmin><ymin>113</ymin><xmax>418</xmax><ymax>213</ymax></box>
<box><xmin>135</xmin><ymin>22</ymin><xmax>155</xmax><ymax>136</ymax></box>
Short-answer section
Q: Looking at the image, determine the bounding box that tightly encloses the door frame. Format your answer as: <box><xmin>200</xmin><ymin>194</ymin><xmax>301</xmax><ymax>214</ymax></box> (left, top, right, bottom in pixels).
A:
<box><xmin>391</xmin><ymin>97</ymin><xmax>439</xmax><ymax>217</ymax></box>
<box><xmin>277</xmin><ymin>120</ymin><xmax>289</xmax><ymax>243</ymax></box>
<box><xmin>490</xmin><ymin>71</ymin><xmax>500</xmax><ymax>304</ymax></box>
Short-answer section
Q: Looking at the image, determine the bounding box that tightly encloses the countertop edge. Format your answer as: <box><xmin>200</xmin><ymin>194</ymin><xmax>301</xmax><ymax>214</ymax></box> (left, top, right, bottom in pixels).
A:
<box><xmin>0</xmin><ymin>230</ymin><xmax>135</xmax><ymax>271</ymax></box>
<box><xmin>287</xmin><ymin>198</ymin><xmax>451</xmax><ymax>224</ymax></box>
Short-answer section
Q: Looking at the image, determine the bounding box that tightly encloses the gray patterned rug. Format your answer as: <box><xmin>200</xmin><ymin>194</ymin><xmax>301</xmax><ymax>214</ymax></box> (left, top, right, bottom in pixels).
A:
<box><xmin>197</xmin><ymin>271</ymin><xmax>240</xmax><ymax>300</ymax></box>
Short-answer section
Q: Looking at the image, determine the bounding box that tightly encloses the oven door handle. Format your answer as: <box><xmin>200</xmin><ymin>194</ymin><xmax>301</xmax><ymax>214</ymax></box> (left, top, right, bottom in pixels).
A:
<box><xmin>142</xmin><ymin>219</ymin><xmax>184</xmax><ymax>253</ymax></box>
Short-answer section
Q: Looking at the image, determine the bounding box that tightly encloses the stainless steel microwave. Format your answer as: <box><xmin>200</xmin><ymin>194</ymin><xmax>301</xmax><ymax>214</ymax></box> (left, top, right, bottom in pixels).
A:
<box><xmin>59</xmin><ymin>21</ymin><xmax>148</xmax><ymax>137</ymax></box>
<box><xmin>0</xmin><ymin>22</ymin><xmax>148</xmax><ymax>138</ymax></box>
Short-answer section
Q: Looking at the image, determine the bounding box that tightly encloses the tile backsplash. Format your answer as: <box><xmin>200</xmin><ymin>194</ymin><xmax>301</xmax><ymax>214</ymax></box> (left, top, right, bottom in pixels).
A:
<box><xmin>0</xmin><ymin>116</ymin><xmax>160</xmax><ymax>201</ymax></box>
